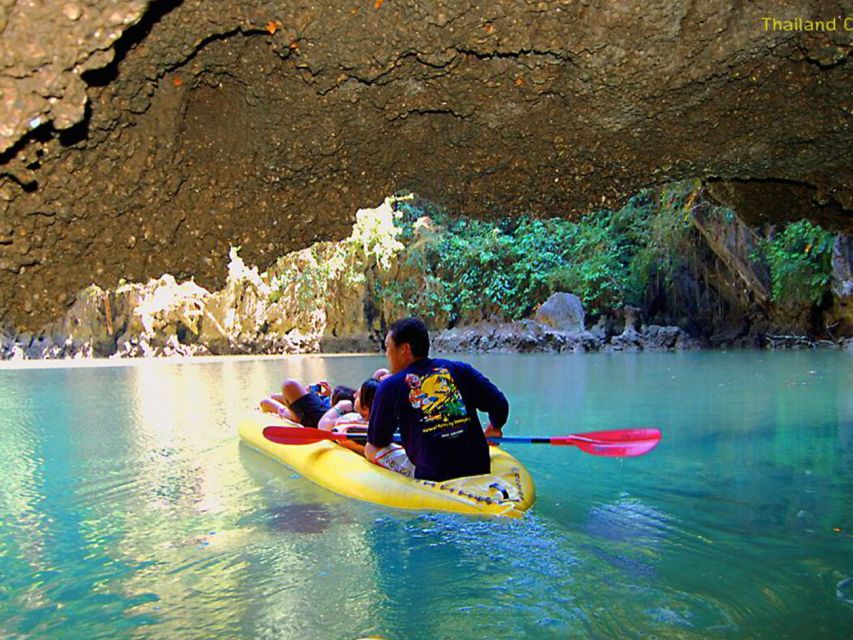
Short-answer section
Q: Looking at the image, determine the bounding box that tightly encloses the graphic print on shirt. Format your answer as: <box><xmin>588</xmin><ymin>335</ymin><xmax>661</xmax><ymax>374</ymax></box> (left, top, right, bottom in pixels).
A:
<box><xmin>405</xmin><ymin>368</ymin><xmax>469</xmax><ymax>437</ymax></box>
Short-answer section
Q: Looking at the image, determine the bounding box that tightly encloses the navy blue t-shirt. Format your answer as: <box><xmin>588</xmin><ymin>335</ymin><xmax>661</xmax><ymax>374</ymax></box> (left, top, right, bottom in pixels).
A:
<box><xmin>367</xmin><ymin>358</ymin><xmax>509</xmax><ymax>481</ymax></box>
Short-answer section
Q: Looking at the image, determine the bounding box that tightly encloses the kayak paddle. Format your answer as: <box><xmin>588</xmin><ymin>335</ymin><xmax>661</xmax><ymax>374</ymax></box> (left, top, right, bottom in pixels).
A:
<box><xmin>263</xmin><ymin>426</ymin><xmax>661</xmax><ymax>458</ymax></box>
<box><xmin>264</xmin><ymin>426</ymin><xmax>367</xmax><ymax>445</ymax></box>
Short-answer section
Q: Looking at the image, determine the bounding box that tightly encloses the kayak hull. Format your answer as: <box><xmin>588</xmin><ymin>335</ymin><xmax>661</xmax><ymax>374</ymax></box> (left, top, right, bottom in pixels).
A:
<box><xmin>239</xmin><ymin>412</ymin><xmax>536</xmax><ymax>518</ymax></box>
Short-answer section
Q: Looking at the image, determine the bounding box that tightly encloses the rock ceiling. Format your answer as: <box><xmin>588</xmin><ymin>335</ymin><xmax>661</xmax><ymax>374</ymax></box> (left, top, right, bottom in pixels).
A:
<box><xmin>0</xmin><ymin>0</ymin><xmax>850</xmax><ymax>327</ymax></box>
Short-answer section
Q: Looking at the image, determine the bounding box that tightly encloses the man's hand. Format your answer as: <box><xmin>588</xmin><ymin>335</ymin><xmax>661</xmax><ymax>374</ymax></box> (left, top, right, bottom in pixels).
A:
<box><xmin>484</xmin><ymin>423</ymin><xmax>503</xmax><ymax>439</ymax></box>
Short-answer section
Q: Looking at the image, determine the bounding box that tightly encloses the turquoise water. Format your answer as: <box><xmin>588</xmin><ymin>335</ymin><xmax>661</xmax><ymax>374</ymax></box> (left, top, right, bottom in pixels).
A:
<box><xmin>0</xmin><ymin>351</ymin><xmax>851</xmax><ymax>639</ymax></box>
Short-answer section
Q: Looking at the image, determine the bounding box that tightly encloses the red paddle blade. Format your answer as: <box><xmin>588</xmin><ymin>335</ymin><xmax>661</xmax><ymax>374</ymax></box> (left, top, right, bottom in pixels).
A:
<box><xmin>263</xmin><ymin>426</ymin><xmax>348</xmax><ymax>445</ymax></box>
<box><xmin>574</xmin><ymin>428</ymin><xmax>661</xmax><ymax>443</ymax></box>
<box><xmin>552</xmin><ymin>428</ymin><xmax>661</xmax><ymax>457</ymax></box>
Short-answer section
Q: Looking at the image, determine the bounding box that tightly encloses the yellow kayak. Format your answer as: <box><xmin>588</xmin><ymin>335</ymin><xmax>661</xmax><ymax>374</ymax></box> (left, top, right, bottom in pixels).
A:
<box><xmin>239</xmin><ymin>411</ymin><xmax>536</xmax><ymax>518</ymax></box>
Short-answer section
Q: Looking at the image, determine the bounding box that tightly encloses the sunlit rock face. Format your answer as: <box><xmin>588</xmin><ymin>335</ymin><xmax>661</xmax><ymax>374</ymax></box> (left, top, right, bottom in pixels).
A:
<box><xmin>0</xmin><ymin>0</ymin><xmax>850</xmax><ymax>329</ymax></box>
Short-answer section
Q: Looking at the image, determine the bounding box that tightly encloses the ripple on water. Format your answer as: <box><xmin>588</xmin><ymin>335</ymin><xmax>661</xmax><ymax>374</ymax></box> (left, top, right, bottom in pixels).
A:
<box><xmin>361</xmin><ymin>512</ymin><xmax>585</xmax><ymax>637</ymax></box>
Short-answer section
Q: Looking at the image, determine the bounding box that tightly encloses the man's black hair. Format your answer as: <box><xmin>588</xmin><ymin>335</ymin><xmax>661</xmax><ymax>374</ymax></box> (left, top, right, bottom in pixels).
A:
<box><xmin>388</xmin><ymin>317</ymin><xmax>430</xmax><ymax>358</ymax></box>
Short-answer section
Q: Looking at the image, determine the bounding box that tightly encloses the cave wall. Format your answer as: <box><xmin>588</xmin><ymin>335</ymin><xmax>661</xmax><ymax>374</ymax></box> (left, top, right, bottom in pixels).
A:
<box><xmin>1</xmin><ymin>0</ymin><xmax>851</xmax><ymax>329</ymax></box>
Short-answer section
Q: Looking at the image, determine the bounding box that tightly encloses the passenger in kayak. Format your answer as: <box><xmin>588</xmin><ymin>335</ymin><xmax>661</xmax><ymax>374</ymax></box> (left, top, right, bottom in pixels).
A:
<box><xmin>315</xmin><ymin>377</ymin><xmax>415</xmax><ymax>476</ymax></box>
<box><xmin>372</xmin><ymin>367</ymin><xmax>391</xmax><ymax>381</ymax></box>
<box><xmin>318</xmin><ymin>378</ymin><xmax>378</xmax><ymax>430</ymax></box>
<box><xmin>365</xmin><ymin>317</ymin><xmax>507</xmax><ymax>481</ymax></box>
<box><xmin>260</xmin><ymin>381</ymin><xmax>355</xmax><ymax>429</ymax></box>
<box><xmin>309</xmin><ymin>367</ymin><xmax>391</xmax><ymax>430</ymax></box>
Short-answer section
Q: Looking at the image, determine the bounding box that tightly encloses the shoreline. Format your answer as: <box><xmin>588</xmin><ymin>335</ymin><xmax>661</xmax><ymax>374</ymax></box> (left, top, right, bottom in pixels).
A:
<box><xmin>0</xmin><ymin>351</ymin><xmax>385</xmax><ymax>370</ymax></box>
<box><xmin>2</xmin><ymin>334</ymin><xmax>850</xmax><ymax>370</ymax></box>
<box><xmin>1</xmin><ymin>348</ymin><xmax>848</xmax><ymax>372</ymax></box>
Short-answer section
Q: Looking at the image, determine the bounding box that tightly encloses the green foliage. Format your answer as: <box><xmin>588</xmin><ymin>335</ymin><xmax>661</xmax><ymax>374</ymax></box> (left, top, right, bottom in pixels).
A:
<box><xmin>374</xmin><ymin>183</ymin><xmax>705</xmax><ymax>321</ymax></box>
<box><xmin>543</xmin><ymin>211</ymin><xmax>628</xmax><ymax>312</ymax></box>
<box><xmin>264</xmin><ymin>182</ymin><xmax>837</xmax><ymax>328</ymax></box>
<box><xmin>620</xmin><ymin>182</ymin><xmax>699</xmax><ymax>306</ymax></box>
<box><xmin>540</xmin><ymin>182</ymin><xmax>699</xmax><ymax>313</ymax></box>
<box><xmin>376</xmin><ymin>205</ymin><xmax>583</xmax><ymax>321</ymax></box>
<box><xmin>755</xmin><ymin>219</ymin><xmax>834</xmax><ymax>304</ymax></box>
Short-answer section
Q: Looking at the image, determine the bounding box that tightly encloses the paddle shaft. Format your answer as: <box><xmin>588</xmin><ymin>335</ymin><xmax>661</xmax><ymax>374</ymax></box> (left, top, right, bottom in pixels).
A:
<box><xmin>277</xmin><ymin>431</ymin><xmax>569</xmax><ymax>445</ymax></box>
<box><xmin>262</xmin><ymin>426</ymin><xmax>661</xmax><ymax>457</ymax></box>
<box><xmin>319</xmin><ymin>432</ymin><xmax>660</xmax><ymax>447</ymax></box>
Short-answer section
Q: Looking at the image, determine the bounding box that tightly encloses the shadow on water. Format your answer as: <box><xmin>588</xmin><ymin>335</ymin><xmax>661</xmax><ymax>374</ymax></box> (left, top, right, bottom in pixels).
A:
<box><xmin>236</xmin><ymin>441</ymin><xmax>351</xmax><ymax>535</ymax></box>
<box><xmin>575</xmin><ymin>495</ymin><xmax>675</xmax><ymax>580</ymax></box>
<box><xmin>583</xmin><ymin>496</ymin><xmax>673</xmax><ymax>543</ymax></box>
<box><xmin>243</xmin><ymin>503</ymin><xmax>352</xmax><ymax>535</ymax></box>
<box><xmin>577</xmin><ymin>543</ymin><xmax>657</xmax><ymax>580</ymax></box>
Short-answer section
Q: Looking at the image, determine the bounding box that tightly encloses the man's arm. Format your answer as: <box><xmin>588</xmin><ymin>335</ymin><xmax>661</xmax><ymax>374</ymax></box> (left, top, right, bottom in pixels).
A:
<box><xmin>460</xmin><ymin>362</ymin><xmax>509</xmax><ymax>431</ymax></box>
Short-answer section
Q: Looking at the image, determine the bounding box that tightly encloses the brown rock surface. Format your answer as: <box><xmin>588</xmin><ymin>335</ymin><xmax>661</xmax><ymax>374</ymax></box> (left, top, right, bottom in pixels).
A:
<box><xmin>0</xmin><ymin>0</ymin><xmax>850</xmax><ymax>329</ymax></box>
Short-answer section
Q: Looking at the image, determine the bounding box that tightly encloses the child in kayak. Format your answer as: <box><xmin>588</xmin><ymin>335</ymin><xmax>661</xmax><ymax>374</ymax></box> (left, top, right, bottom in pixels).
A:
<box><xmin>319</xmin><ymin>378</ymin><xmax>414</xmax><ymax>477</ymax></box>
<box><xmin>318</xmin><ymin>378</ymin><xmax>377</xmax><ymax>431</ymax></box>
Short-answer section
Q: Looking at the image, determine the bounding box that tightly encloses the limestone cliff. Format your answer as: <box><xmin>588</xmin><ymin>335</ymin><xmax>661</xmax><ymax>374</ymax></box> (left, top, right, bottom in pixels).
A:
<box><xmin>2</xmin><ymin>194</ymin><xmax>850</xmax><ymax>359</ymax></box>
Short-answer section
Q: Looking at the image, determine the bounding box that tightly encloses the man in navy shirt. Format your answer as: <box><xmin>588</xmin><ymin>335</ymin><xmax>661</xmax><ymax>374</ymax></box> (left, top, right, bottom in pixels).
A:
<box><xmin>365</xmin><ymin>317</ymin><xmax>508</xmax><ymax>481</ymax></box>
